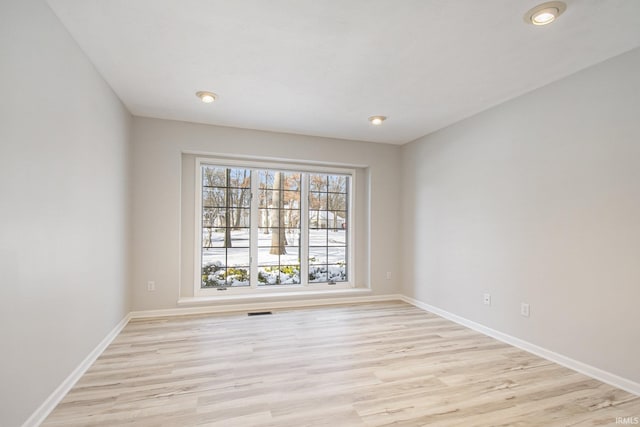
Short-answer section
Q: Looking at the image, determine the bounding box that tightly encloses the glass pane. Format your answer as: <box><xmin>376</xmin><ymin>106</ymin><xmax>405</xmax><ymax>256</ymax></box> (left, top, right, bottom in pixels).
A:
<box><xmin>226</xmin><ymin>267</ymin><xmax>250</xmax><ymax>286</ymax></box>
<box><xmin>258</xmin><ymin>170</ymin><xmax>274</xmax><ymax>189</ymax></box>
<box><xmin>309</xmin><ymin>210</ymin><xmax>329</xmax><ymax>229</ymax></box>
<box><xmin>202</xmin><ymin>208</ymin><xmax>223</xmax><ymax>228</ymax></box>
<box><xmin>203</xmin><ymin>248</ymin><xmax>225</xmax><ymax>268</ymax></box>
<box><xmin>328</xmin><ymin>194</ymin><xmax>346</xmax><ymax>211</ymax></box>
<box><xmin>309</xmin><ymin>265</ymin><xmax>328</xmax><ymax>283</ymax></box>
<box><xmin>325</xmin><ymin>210</ymin><xmax>346</xmax><ymax>230</ymax></box>
<box><xmin>202</xmin><ymin>248</ymin><xmax>226</xmax><ymax>287</ymax></box>
<box><xmin>260</xmin><ymin>208</ymin><xmax>287</xmax><ymax>229</ymax></box>
<box><xmin>279</xmin><ymin>265</ymin><xmax>300</xmax><ymax>284</ymax></box>
<box><xmin>328</xmin><ymin>247</ymin><xmax>346</xmax><ymax>265</ymax></box>
<box><xmin>282</xmin><ymin>172</ymin><xmax>301</xmax><ymax>191</ymax></box>
<box><xmin>229</xmin><ymin>189</ymin><xmax>251</xmax><ymax>208</ymax></box>
<box><xmin>228</xmin><ymin>168</ymin><xmax>251</xmax><ymax>188</ymax></box>
<box><xmin>228</xmin><ymin>208</ymin><xmax>250</xmax><ymax>227</ymax></box>
<box><xmin>202</xmin><ymin>166</ymin><xmax>226</xmax><ymax>187</ymax></box>
<box><xmin>227</xmin><ymin>248</ymin><xmax>250</xmax><ymax>266</ymax></box>
<box><xmin>203</xmin><ymin>188</ymin><xmax>225</xmax><ymax>207</ymax></box>
<box><xmin>309</xmin><ymin>192</ymin><xmax>327</xmax><ymax>210</ymax></box>
<box><xmin>202</xmin><ymin>228</ymin><xmax>225</xmax><ymax>248</ymax></box>
<box><xmin>282</xmin><ymin>191</ymin><xmax>300</xmax><ymax>208</ymax></box>
<box><xmin>328</xmin><ymin>175</ymin><xmax>347</xmax><ymax>193</ymax></box>
<box><xmin>202</xmin><ymin>262</ymin><xmax>226</xmax><ymax>287</ymax></box>
<box><xmin>328</xmin><ymin>229</ymin><xmax>347</xmax><ymax>246</ymax></box>
<box><xmin>309</xmin><ymin>247</ymin><xmax>327</xmax><ymax>264</ymax></box>
<box><xmin>309</xmin><ymin>229</ymin><xmax>327</xmax><ymax>246</ymax></box>
<box><xmin>230</xmin><ymin>228</ymin><xmax>250</xmax><ymax>248</ymax></box>
<box><xmin>328</xmin><ymin>265</ymin><xmax>347</xmax><ymax>282</ymax></box>
<box><xmin>257</xmin><ymin>246</ymin><xmax>280</xmax><ymax>266</ymax></box>
<box><xmin>259</xmin><ymin>190</ymin><xmax>271</xmax><ymax>208</ymax></box>
<box><xmin>280</xmin><ymin>247</ymin><xmax>300</xmax><ymax>265</ymax></box>
<box><xmin>309</xmin><ymin>174</ymin><xmax>327</xmax><ymax>192</ymax></box>
<box><xmin>285</xmin><ymin>228</ymin><xmax>300</xmax><ymax>246</ymax></box>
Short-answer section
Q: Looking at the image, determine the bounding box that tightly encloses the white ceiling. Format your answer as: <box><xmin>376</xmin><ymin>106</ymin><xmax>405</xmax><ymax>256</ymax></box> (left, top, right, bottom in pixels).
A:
<box><xmin>47</xmin><ymin>0</ymin><xmax>640</xmax><ymax>145</ymax></box>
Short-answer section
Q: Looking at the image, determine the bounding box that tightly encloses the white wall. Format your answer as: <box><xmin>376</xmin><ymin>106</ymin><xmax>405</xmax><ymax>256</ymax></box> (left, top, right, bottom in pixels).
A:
<box><xmin>0</xmin><ymin>1</ymin><xmax>132</xmax><ymax>425</ymax></box>
<box><xmin>131</xmin><ymin>117</ymin><xmax>401</xmax><ymax>310</ymax></box>
<box><xmin>401</xmin><ymin>47</ymin><xmax>640</xmax><ymax>383</ymax></box>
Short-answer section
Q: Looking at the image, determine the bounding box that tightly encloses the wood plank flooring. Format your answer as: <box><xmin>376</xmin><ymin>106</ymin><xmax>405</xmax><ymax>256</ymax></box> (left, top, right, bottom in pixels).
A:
<box><xmin>44</xmin><ymin>302</ymin><xmax>640</xmax><ymax>426</ymax></box>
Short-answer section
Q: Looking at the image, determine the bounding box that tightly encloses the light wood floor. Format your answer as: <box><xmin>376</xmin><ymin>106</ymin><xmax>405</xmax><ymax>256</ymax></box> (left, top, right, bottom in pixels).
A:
<box><xmin>44</xmin><ymin>302</ymin><xmax>639</xmax><ymax>426</ymax></box>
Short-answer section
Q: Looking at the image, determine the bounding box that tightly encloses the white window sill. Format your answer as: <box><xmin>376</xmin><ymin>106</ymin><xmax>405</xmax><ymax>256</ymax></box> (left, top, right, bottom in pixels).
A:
<box><xmin>178</xmin><ymin>287</ymin><xmax>372</xmax><ymax>306</ymax></box>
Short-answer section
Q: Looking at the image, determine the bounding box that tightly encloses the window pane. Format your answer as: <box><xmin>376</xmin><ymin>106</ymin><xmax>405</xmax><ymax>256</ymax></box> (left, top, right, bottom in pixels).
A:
<box><xmin>227</xmin><ymin>248</ymin><xmax>250</xmax><ymax>266</ymax></box>
<box><xmin>203</xmin><ymin>188</ymin><xmax>225</xmax><ymax>207</ymax></box>
<box><xmin>309</xmin><ymin>229</ymin><xmax>327</xmax><ymax>246</ymax></box>
<box><xmin>200</xmin><ymin>165</ymin><xmax>251</xmax><ymax>289</ymax></box>
<box><xmin>228</xmin><ymin>168</ymin><xmax>251</xmax><ymax>188</ymax></box>
<box><xmin>328</xmin><ymin>229</ymin><xmax>347</xmax><ymax>246</ymax></box>
<box><xmin>202</xmin><ymin>228</ymin><xmax>225</xmax><ymax>248</ymax></box>
<box><xmin>309</xmin><ymin>174</ymin><xmax>327</xmax><ymax>192</ymax></box>
<box><xmin>309</xmin><ymin>192</ymin><xmax>327</xmax><ymax>210</ymax></box>
<box><xmin>326</xmin><ymin>210</ymin><xmax>346</xmax><ymax>230</ymax></box>
<box><xmin>328</xmin><ymin>264</ymin><xmax>347</xmax><ymax>282</ymax></box>
<box><xmin>258</xmin><ymin>170</ymin><xmax>274</xmax><ymax>189</ymax></box>
<box><xmin>230</xmin><ymin>228</ymin><xmax>250</xmax><ymax>248</ymax></box>
<box><xmin>309</xmin><ymin>247</ymin><xmax>327</xmax><ymax>264</ymax></box>
<box><xmin>226</xmin><ymin>267</ymin><xmax>250</xmax><ymax>287</ymax></box>
<box><xmin>229</xmin><ymin>189</ymin><xmax>251</xmax><ymax>208</ymax></box>
<box><xmin>228</xmin><ymin>208</ymin><xmax>251</xmax><ymax>227</ymax></box>
<box><xmin>257</xmin><ymin>247</ymin><xmax>279</xmax><ymax>266</ymax></box>
<box><xmin>285</xmin><ymin>228</ymin><xmax>300</xmax><ymax>246</ymax></box>
<box><xmin>257</xmin><ymin>169</ymin><xmax>302</xmax><ymax>286</ymax></box>
<box><xmin>203</xmin><ymin>166</ymin><xmax>226</xmax><ymax>187</ymax></box>
<box><xmin>309</xmin><ymin>265</ymin><xmax>328</xmax><ymax>283</ymax></box>
<box><xmin>328</xmin><ymin>194</ymin><xmax>346</xmax><ymax>211</ymax></box>
<box><xmin>282</xmin><ymin>172</ymin><xmax>301</xmax><ymax>191</ymax></box>
<box><xmin>307</xmin><ymin>173</ymin><xmax>349</xmax><ymax>283</ymax></box>
<box><xmin>328</xmin><ymin>175</ymin><xmax>347</xmax><ymax>193</ymax></box>
<box><xmin>203</xmin><ymin>248</ymin><xmax>225</xmax><ymax>268</ymax></box>
<box><xmin>282</xmin><ymin>191</ymin><xmax>300</xmax><ymax>208</ymax></box>
<box><xmin>328</xmin><ymin>247</ymin><xmax>346</xmax><ymax>265</ymax></box>
<box><xmin>202</xmin><ymin>262</ymin><xmax>226</xmax><ymax>287</ymax></box>
<box><xmin>280</xmin><ymin>247</ymin><xmax>299</xmax><ymax>265</ymax></box>
<box><xmin>202</xmin><ymin>208</ymin><xmax>223</xmax><ymax>228</ymax></box>
<box><xmin>309</xmin><ymin>210</ymin><xmax>329</xmax><ymax>229</ymax></box>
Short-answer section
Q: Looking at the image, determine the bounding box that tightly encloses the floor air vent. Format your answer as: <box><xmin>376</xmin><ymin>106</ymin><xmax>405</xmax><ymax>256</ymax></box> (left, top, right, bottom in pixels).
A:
<box><xmin>247</xmin><ymin>311</ymin><xmax>273</xmax><ymax>316</ymax></box>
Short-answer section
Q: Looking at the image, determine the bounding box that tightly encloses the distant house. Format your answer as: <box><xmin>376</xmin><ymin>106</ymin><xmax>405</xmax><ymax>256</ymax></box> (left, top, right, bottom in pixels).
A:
<box><xmin>309</xmin><ymin>211</ymin><xmax>346</xmax><ymax>229</ymax></box>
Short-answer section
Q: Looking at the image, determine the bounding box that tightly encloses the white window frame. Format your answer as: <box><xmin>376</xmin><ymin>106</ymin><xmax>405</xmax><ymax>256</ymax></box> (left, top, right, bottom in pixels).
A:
<box><xmin>194</xmin><ymin>157</ymin><xmax>355</xmax><ymax>297</ymax></box>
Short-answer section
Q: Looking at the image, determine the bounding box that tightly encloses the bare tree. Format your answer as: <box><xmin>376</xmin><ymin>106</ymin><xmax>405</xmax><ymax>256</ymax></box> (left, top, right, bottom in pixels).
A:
<box><xmin>270</xmin><ymin>172</ymin><xmax>287</xmax><ymax>254</ymax></box>
<box><xmin>224</xmin><ymin>168</ymin><xmax>232</xmax><ymax>247</ymax></box>
<box><xmin>233</xmin><ymin>169</ymin><xmax>249</xmax><ymax>229</ymax></box>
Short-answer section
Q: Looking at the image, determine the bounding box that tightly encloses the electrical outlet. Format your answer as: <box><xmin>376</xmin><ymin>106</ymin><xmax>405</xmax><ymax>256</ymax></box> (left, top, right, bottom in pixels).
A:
<box><xmin>483</xmin><ymin>293</ymin><xmax>491</xmax><ymax>305</ymax></box>
<box><xmin>386</xmin><ymin>271</ymin><xmax>392</xmax><ymax>280</ymax></box>
<box><xmin>521</xmin><ymin>303</ymin><xmax>530</xmax><ymax>317</ymax></box>
<box><xmin>147</xmin><ymin>281</ymin><xmax>156</xmax><ymax>291</ymax></box>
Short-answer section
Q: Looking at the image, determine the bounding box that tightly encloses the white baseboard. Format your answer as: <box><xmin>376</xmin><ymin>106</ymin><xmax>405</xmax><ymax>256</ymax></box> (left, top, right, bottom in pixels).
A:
<box><xmin>131</xmin><ymin>293</ymin><xmax>403</xmax><ymax>319</ymax></box>
<box><xmin>21</xmin><ymin>313</ymin><xmax>131</xmax><ymax>427</ymax></box>
<box><xmin>400</xmin><ymin>295</ymin><xmax>640</xmax><ymax>397</ymax></box>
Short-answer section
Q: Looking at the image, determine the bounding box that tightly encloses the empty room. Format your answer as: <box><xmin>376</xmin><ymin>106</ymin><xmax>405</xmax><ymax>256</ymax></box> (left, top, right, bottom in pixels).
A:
<box><xmin>2</xmin><ymin>0</ymin><xmax>640</xmax><ymax>426</ymax></box>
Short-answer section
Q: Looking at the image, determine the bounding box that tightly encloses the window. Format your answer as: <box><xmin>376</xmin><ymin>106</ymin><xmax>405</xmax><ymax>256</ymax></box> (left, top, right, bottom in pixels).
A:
<box><xmin>201</xmin><ymin>167</ymin><xmax>251</xmax><ymax>287</ymax></box>
<box><xmin>196</xmin><ymin>158</ymin><xmax>353</xmax><ymax>295</ymax></box>
<box><xmin>257</xmin><ymin>171</ymin><xmax>301</xmax><ymax>285</ymax></box>
<box><xmin>308</xmin><ymin>174</ymin><xmax>349</xmax><ymax>283</ymax></box>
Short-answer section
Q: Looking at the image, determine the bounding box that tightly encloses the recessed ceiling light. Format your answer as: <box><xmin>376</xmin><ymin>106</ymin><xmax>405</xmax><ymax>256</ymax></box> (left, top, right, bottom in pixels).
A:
<box><xmin>368</xmin><ymin>116</ymin><xmax>387</xmax><ymax>126</ymax></box>
<box><xmin>196</xmin><ymin>91</ymin><xmax>217</xmax><ymax>103</ymax></box>
<box><xmin>524</xmin><ymin>1</ymin><xmax>566</xmax><ymax>26</ymax></box>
